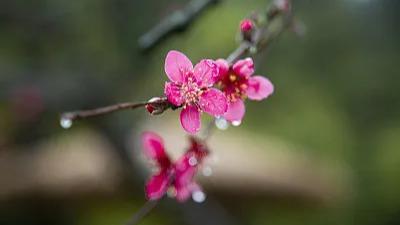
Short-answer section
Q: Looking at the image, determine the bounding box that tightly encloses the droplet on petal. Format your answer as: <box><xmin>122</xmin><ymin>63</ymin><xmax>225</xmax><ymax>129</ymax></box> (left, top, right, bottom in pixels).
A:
<box><xmin>192</xmin><ymin>190</ymin><xmax>206</xmax><ymax>203</ymax></box>
<box><xmin>232</xmin><ymin>120</ymin><xmax>242</xmax><ymax>126</ymax></box>
<box><xmin>215</xmin><ymin>117</ymin><xmax>229</xmax><ymax>130</ymax></box>
<box><xmin>60</xmin><ymin>117</ymin><xmax>72</xmax><ymax>129</ymax></box>
<box><xmin>188</xmin><ymin>156</ymin><xmax>198</xmax><ymax>166</ymax></box>
<box><xmin>202</xmin><ymin>166</ymin><xmax>213</xmax><ymax>177</ymax></box>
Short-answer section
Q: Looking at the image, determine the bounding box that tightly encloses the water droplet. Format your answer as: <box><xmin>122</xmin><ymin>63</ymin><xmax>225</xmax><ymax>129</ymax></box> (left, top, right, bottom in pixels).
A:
<box><xmin>188</xmin><ymin>156</ymin><xmax>198</xmax><ymax>166</ymax></box>
<box><xmin>231</xmin><ymin>120</ymin><xmax>242</xmax><ymax>126</ymax></box>
<box><xmin>167</xmin><ymin>187</ymin><xmax>177</xmax><ymax>198</ymax></box>
<box><xmin>60</xmin><ymin>117</ymin><xmax>72</xmax><ymax>129</ymax></box>
<box><xmin>215</xmin><ymin>117</ymin><xmax>229</xmax><ymax>130</ymax></box>
<box><xmin>192</xmin><ymin>190</ymin><xmax>206</xmax><ymax>203</ymax></box>
<box><xmin>202</xmin><ymin>166</ymin><xmax>213</xmax><ymax>177</ymax></box>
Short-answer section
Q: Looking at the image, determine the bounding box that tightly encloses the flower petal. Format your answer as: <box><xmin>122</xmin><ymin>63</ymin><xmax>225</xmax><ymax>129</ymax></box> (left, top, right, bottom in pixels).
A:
<box><xmin>215</xmin><ymin>59</ymin><xmax>229</xmax><ymax>78</ymax></box>
<box><xmin>180</xmin><ymin>105</ymin><xmax>201</xmax><ymax>134</ymax></box>
<box><xmin>165</xmin><ymin>50</ymin><xmax>193</xmax><ymax>83</ymax></box>
<box><xmin>142</xmin><ymin>132</ymin><xmax>171</xmax><ymax>169</ymax></box>
<box><xmin>224</xmin><ymin>99</ymin><xmax>245</xmax><ymax>122</ymax></box>
<box><xmin>232</xmin><ymin>58</ymin><xmax>254</xmax><ymax>77</ymax></box>
<box><xmin>199</xmin><ymin>88</ymin><xmax>228</xmax><ymax>116</ymax></box>
<box><xmin>193</xmin><ymin>59</ymin><xmax>219</xmax><ymax>87</ymax></box>
<box><xmin>247</xmin><ymin>76</ymin><xmax>274</xmax><ymax>100</ymax></box>
<box><xmin>164</xmin><ymin>82</ymin><xmax>184</xmax><ymax>106</ymax></box>
<box><xmin>174</xmin><ymin>157</ymin><xmax>196</xmax><ymax>202</ymax></box>
<box><xmin>145</xmin><ymin>170</ymin><xmax>169</xmax><ymax>200</ymax></box>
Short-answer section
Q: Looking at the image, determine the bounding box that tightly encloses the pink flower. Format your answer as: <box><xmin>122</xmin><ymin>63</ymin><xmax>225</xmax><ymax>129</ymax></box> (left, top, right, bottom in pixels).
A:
<box><xmin>142</xmin><ymin>132</ymin><xmax>209</xmax><ymax>202</ymax></box>
<box><xmin>164</xmin><ymin>50</ymin><xmax>228</xmax><ymax>134</ymax></box>
<box><xmin>240</xmin><ymin>19</ymin><xmax>254</xmax><ymax>32</ymax></box>
<box><xmin>215</xmin><ymin>58</ymin><xmax>274</xmax><ymax>123</ymax></box>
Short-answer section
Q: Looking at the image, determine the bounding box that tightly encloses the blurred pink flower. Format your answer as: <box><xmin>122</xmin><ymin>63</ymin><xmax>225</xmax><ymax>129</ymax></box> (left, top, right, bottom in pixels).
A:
<box><xmin>142</xmin><ymin>132</ymin><xmax>208</xmax><ymax>202</ymax></box>
<box><xmin>164</xmin><ymin>50</ymin><xmax>228</xmax><ymax>134</ymax></box>
<box><xmin>215</xmin><ymin>58</ymin><xmax>274</xmax><ymax>123</ymax></box>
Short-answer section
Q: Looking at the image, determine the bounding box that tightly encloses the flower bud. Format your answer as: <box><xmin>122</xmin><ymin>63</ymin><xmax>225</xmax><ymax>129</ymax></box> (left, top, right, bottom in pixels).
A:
<box><xmin>145</xmin><ymin>97</ymin><xmax>170</xmax><ymax>115</ymax></box>
<box><xmin>239</xmin><ymin>19</ymin><xmax>255</xmax><ymax>42</ymax></box>
<box><xmin>240</xmin><ymin>19</ymin><xmax>254</xmax><ymax>32</ymax></box>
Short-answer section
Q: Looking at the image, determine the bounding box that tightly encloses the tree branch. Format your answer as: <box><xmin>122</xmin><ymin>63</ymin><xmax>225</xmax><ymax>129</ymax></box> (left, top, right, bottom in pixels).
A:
<box><xmin>138</xmin><ymin>0</ymin><xmax>220</xmax><ymax>51</ymax></box>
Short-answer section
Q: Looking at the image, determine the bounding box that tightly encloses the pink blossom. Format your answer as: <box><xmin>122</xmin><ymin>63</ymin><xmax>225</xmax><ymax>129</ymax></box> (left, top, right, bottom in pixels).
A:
<box><xmin>240</xmin><ymin>19</ymin><xmax>254</xmax><ymax>32</ymax></box>
<box><xmin>215</xmin><ymin>58</ymin><xmax>274</xmax><ymax>123</ymax></box>
<box><xmin>142</xmin><ymin>132</ymin><xmax>209</xmax><ymax>202</ymax></box>
<box><xmin>164</xmin><ymin>50</ymin><xmax>228</xmax><ymax>134</ymax></box>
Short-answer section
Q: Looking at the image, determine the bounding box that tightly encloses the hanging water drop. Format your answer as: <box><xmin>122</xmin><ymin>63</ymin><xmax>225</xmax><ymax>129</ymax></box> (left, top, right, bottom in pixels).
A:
<box><xmin>167</xmin><ymin>187</ymin><xmax>177</xmax><ymax>198</ymax></box>
<box><xmin>231</xmin><ymin>120</ymin><xmax>242</xmax><ymax>126</ymax></box>
<box><xmin>202</xmin><ymin>166</ymin><xmax>213</xmax><ymax>177</ymax></box>
<box><xmin>215</xmin><ymin>117</ymin><xmax>229</xmax><ymax>130</ymax></box>
<box><xmin>192</xmin><ymin>190</ymin><xmax>206</xmax><ymax>203</ymax></box>
<box><xmin>60</xmin><ymin>117</ymin><xmax>73</xmax><ymax>129</ymax></box>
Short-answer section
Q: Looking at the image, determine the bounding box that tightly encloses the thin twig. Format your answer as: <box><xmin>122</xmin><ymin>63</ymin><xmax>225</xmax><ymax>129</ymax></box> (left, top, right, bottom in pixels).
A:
<box><xmin>124</xmin><ymin>200</ymin><xmax>158</xmax><ymax>225</ymax></box>
<box><xmin>61</xmin><ymin>102</ymin><xmax>147</xmax><ymax>122</ymax></box>
<box><xmin>138</xmin><ymin>0</ymin><xmax>220</xmax><ymax>51</ymax></box>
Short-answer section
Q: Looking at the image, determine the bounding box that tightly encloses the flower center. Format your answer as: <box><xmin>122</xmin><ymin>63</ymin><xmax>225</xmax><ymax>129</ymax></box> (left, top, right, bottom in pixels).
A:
<box><xmin>218</xmin><ymin>73</ymin><xmax>248</xmax><ymax>102</ymax></box>
<box><xmin>181</xmin><ymin>77</ymin><xmax>202</xmax><ymax>105</ymax></box>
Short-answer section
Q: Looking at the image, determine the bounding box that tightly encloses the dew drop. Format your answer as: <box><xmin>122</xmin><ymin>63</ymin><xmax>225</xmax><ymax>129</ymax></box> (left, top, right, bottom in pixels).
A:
<box><xmin>188</xmin><ymin>156</ymin><xmax>198</xmax><ymax>166</ymax></box>
<box><xmin>215</xmin><ymin>117</ymin><xmax>229</xmax><ymax>130</ymax></box>
<box><xmin>60</xmin><ymin>117</ymin><xmax>72</xmax><ymax>129</ymax></box>
<box><xmin>167</xmin><ymin>187</ymin><xmax>177</xmax><ymax>198</ymax></box>
<box><xmin>231</xmin><ymin>120</ymin><xmax>242</xmax><ymax>126</ymax></box>
<box><xmin>192</xmin><ymin>190</ymin><xmax>206</xmax><ymax>203</ymax></box>
<box><xmin>202</xmin><ymin>166</ymin><xmax>213</xmax><ymax>177</ymax></box>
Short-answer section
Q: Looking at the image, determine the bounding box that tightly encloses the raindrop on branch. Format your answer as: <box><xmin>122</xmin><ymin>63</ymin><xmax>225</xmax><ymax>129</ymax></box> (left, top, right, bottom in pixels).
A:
<box><xmin>60</xmin><ymin>117</ymin><xmax>73</xmax><ymax>129</ymax></box>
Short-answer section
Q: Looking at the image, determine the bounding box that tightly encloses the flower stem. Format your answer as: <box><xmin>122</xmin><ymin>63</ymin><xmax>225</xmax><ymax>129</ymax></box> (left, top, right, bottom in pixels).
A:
<box><xmin>124</xmin><ymin>200</ymin><xmax>158</xmax><ymax>225</ymax></box>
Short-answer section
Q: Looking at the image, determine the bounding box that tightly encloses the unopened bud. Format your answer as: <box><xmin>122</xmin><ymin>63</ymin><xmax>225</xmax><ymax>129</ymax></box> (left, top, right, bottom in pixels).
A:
<box><xmin>240</xmin><ymin>19</ymin><xmax>254</xmax><ymax>32</ymax></box>
<box><xmin>239</xmin><ymin>19</ymin><xmax>255</xmax><ymax>42</ymax></box>
<box><xmin>145</xmin><ymin>97</ymin><xmax>170</xmax><ymax>115</ymax></box>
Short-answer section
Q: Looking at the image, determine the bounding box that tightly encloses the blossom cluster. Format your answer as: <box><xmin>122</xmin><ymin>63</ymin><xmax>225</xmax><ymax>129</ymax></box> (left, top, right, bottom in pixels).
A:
<box><xmin>163</xmin><ymin>50</ymin><xmax>274</xmax><ymax>134</ymax></box>
<box><xmin>142</xmin><ymin>49</ymin><xmax>274</xmax><ymax>202</ymax></box>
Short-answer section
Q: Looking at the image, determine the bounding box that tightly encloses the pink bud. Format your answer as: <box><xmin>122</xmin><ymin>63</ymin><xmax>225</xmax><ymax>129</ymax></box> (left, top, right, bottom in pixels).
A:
<box><xmin>240</xmin><ymin>19</ymin><xmax>254</xmax><ymax>32</ymax></box>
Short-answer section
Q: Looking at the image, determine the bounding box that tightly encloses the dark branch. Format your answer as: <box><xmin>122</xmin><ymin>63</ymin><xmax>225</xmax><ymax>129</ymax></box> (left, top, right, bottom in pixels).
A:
<box><xmin>60</xmin><ymin>97</ymin><xmax>173</xmax><ymax>127</ymax></box>
<box><xmin>61</xmin><ymin>102</ymin><xmax>147</xmax><ymax>122</ymax></box>
<box><xmin>138</xmin><ymin>0</ymin><xmax>220</xmax><ymax>51</ymax></box>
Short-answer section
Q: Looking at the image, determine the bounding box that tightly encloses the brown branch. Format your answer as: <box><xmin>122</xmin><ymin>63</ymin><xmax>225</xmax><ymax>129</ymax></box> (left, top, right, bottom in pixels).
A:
<box><xmin>61</xmin><ymin>102</ymin><xmax>147</xmax><ymax>121</ymax></box>
<box><xmin>60</xmin><ymin>97</ymin><xmax>173</xmax><ymax>128</ymax></box>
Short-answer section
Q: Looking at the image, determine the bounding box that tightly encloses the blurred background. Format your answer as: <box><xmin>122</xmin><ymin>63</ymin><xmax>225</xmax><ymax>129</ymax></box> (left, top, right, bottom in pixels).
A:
<box><xmin>0</xmin><ymin>0</ymin><xmax>399</xmax><ymax>224</ymax></box>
